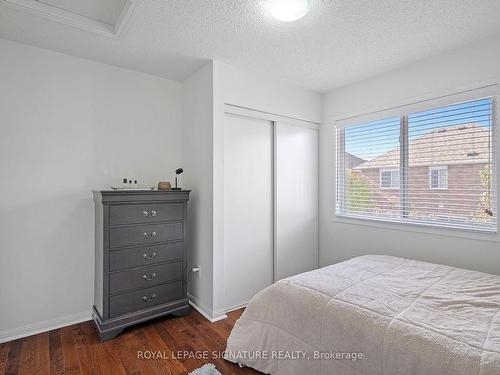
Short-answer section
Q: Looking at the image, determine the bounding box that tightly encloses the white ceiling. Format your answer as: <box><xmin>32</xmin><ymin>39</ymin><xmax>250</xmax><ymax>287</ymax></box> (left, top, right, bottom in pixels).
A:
<box><xmin>38</xmin><ymin>0</ymin><xmax>126</xmax><ymax>25</ymax></box>
<box><xmin>1</xmin><ymin>0</ymin><xmax>500</xmax><ymax>92</ymax></box>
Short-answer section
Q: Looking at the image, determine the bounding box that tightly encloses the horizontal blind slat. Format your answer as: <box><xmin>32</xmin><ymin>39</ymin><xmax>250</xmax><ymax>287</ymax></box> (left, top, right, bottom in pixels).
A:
<box><xmin>337</xmin><ymin>97</ymin><xmax>496</xmax><ymax>232</ymax></box>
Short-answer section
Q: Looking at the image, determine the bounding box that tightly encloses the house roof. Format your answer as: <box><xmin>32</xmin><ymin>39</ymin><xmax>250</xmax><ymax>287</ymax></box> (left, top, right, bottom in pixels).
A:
<box><xmin>355</xmin><ymin>123</ymin><xmax>491</xmax><ymax>170</ymax></box>
<box><xmin>345</xmin><ymin>152</ymin><xmax>366</xmax><ymax>169</ymax></box>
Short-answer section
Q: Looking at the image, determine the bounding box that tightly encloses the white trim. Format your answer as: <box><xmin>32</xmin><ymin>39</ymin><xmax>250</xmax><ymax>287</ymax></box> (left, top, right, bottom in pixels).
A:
<box><xmin>224</xmin><ymin>103</ymin><xmax>320</xmax><ymax>130</ymax></box>
<box><xmin>493</xmin><ymin>96</ymin><xmax>499</xmax><ymax>229</ymax></box>
<box><xmin>187</xmin><ymin>293</ymin><xmax>227</xmax><ymax>323</ymax></box>
<box><xmin>113</xmin><ymin>0</ymin><xmax>137</xmax><ymax>36</ymax></box>
<box><xmin>0</xmin><ymin>311</ymin><xmax>91</xmax><ymax>344</ymax></box>
<box><xmin>225</xmin><ymin>302</ymin><xmax>248</xmax><ymax>314</ymax></box>
<box><xmin>331</xmin><ymin>216</ymin><xmax>500</xmax><ymax>242</ymax></box>
<box><xmin>334</xmin><ymin>82</ymin><xmax>498</xmax><ymax>128</ymax></box>
<box><xmin>429</xmin><ymin>166</ymin><xmax>448</xmax><ymax>190</ymax></box>
<box><xmin>211</xmin><ymin>307</ymin><xmax>228</xmax><ymax>321</ymax></box>
<box><xmin>273</xmin><ymin>121</ymin><xmax>278</xmax><ymax>283</ymax></box>
<box><xmin>335</xmin><ymin>94</ymin><xmax>498</xmax><ymax>234</ymax></box>
<box><xmin>0</xmin><ymin>0</ymin><xmax>137</xmax><ymax>38</ymax></box>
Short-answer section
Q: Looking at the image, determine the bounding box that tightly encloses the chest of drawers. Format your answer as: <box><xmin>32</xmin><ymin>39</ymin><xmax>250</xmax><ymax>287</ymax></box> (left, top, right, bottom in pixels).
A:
<box><xmin>92</xmin><ymin>190</ymin><xmax>190</xmax><ymax>341</ymax></box>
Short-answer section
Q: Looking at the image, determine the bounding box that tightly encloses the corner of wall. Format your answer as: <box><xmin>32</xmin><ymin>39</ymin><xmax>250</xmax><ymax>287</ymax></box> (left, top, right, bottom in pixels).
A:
<box><xmin>181</xmin><ymin>62</ymin><xmax>216</xmax><ymax>315</ymax></box>
<box><xmin>211</xmin><ymin>60</ymin><xmax>227</xmax><ymax>314</ymax></box>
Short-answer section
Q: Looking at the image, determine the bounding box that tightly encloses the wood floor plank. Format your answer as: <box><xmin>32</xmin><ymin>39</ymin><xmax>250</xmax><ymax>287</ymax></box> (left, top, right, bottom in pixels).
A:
<box><xmin>61</xmin><ymin>325</ymin><xmax>82</xmax><ymax>375</ymax></box>
<box><xmin>226</xmin><ymin>308</ymin><xmax>245</xmax><ymax>320</ymax></box>
<box><xmin>1</xmin><ymin>308</ymin><xmax>262</xmax><ymax>375</ymax></box>
<box><xmin>155</xmin><ymin>317</ymin><xmax>205</xmax><ymax>371</ymax></box>
<box><xmin>183</xmin><ymin>314</ymin><xmax>258</xmax><ymax>375</ymax></box>
<box><xmin>18</xmin><ymin>337</ymin><xmax>36</xmax><ymax>375</ymax></box>
<box><xmin>0</xmin><ymin>342</ymin><xmax>10</xmax><ymax>375</ymax></box>
<box><xmin>49</xmin><ymin>329</ymin><xmax>64</xmax><ymax>375</ymax></box>
<box><xmin>4</xmin><ymin>339</ymin><xmax>22</xmax><ymax>375</ymax></box>
<box><xmin>126</xmin><ymin>328</ymin><xmax>168</xmax><ymax>375</ymax></box>
<box><xmin>34</xmin><ymin>332</ymin><xmax>50</xmax><ymax>375</ymax></box>
<box><xmin>141</xmin><ymin>325</ymin><xmax>186</xmax><ymax>375</ymax></box>
<box><xmin>185</xmin><ymin>318</ymin><xmax>226</xmax><ymax>354</ymax></box>
<box><xmin>78</xmin><ymin>321</ymin><xmax>100</xmax><ymax>346</ymax></box>
<box><xmin>72</xmin><ymin>324</ymin><xmax>97</xmax><ymax>375</ymax></box>
<box><xmin>94</xmin><ymin>340</ymin><xmax>128</xmax><ymax>375</ymax></box>
<box><xmin>109</xmin><ymin>330</ymin><xmax>145</xmax><ymax>375</ymax></box>
<box><xmin>180</xmin><ymin>312</ymin><xmax>233</xmax><ymax>373</ymax></box>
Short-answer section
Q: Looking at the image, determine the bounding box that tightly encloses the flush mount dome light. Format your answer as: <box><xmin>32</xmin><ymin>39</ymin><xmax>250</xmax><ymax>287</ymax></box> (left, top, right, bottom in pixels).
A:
<box><xmin>266</xmin><ymin>0</ymin><xmax>310</xmax><ymax>22</ymax></box>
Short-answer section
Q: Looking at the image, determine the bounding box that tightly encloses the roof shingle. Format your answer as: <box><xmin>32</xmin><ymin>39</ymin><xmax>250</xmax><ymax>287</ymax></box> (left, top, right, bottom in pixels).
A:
<box><xmin>355</xmin><ymin>124</ymin><xmax>491</xmax><ymax>170</ymax></box>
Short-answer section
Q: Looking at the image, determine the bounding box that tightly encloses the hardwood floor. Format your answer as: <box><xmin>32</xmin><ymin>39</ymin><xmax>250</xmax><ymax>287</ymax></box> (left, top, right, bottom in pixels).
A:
<box><xmin>0</xmin><ymin>308</ymin><xmax>262</xmax><ymax>375</ymax></box>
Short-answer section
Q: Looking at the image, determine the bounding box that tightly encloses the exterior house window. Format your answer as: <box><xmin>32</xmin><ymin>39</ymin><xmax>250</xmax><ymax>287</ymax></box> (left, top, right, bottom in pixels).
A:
<box><xmin>429</xmin><ymin>166</ymin><xmax>448</xmax><ymax>189</ymax></box>
<box><xmin>336</xmin><ymin>96</ymin><xmax>496</xmax><ymax>232</ymax></box>
<box><xmin>380</xmin><ymin>169</ymin><xmax>400</xmax><ymax>189</ymax></box>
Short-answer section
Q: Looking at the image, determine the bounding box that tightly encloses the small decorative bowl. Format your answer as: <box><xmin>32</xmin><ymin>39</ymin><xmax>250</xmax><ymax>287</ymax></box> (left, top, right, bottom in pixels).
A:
<box><xmin>157</xmin><ymin>181</ymin><xmax>172</xmax><ymax>191</ymax></box>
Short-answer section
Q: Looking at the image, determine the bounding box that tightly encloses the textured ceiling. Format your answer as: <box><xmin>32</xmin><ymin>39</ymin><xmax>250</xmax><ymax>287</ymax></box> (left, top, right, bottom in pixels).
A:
<box><xmin>1</xmin><ymin>0</ymin><xmax>500</xmax><ymax>92</ymax></box>
<box><xmin>39</xmin><ymin>0</ymin><xmax>127</xmax><ymax>25</ymax></box>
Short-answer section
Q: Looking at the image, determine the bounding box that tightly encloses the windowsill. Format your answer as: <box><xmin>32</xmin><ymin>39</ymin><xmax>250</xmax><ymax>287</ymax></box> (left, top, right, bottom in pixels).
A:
<box><xmin>331</xmin><ymin>214</ymin><xmax>500</xmax><ymax>243</ymax></box>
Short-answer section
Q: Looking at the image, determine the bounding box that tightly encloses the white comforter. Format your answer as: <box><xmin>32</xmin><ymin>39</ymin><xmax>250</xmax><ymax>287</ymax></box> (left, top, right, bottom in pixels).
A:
<box><xmin>225</xmin><ymin>255</ymin><xmax>500</xmax><ymax>375</ymax></box>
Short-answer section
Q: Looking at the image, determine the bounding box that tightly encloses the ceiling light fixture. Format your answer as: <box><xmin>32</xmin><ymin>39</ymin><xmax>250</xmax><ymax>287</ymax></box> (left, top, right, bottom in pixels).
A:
<box><xmin>266</xmin><ymin>0</ymin><xmax>310</xmax><ymax>22</ymax></box>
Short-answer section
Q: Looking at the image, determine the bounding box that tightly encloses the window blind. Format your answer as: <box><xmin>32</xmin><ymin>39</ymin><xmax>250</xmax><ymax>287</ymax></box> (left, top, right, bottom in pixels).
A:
<box><xmin>336</xmin><ymin>97</ymin><xmax>497</xmax><ymax>232</ymax></box>
<box><xmin>337</xmin><ymin>116</ymin><xmax>401</xmax><ymax>220</ymax></box>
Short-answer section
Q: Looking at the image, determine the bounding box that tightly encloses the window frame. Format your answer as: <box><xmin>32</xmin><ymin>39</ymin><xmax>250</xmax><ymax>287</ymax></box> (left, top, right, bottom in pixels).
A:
<box><xmin>335</xmin><ymin>94</ymin><xmax>498</xmax><ymax>234</ymax></box>
<box><xmin>380</xmin><ymin>169</ymin><xmax>400</xmax><ymax>189</ymax></box>
<box><xmin>429</xmin><ymin>166</ymin><xmax>448</xmax><ymax>190</ymax></box>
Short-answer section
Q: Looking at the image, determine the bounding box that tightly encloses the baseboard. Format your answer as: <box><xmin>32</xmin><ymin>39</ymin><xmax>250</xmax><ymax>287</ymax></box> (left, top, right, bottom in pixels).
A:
<box><xmin>0</xmin><ymin>296</ymin><xmax>245</xmax><ymax>344</ymax></box>
<box><xmin>0</xmin><ymin>296</ymin><xmax>235</xmax><ymax>344</ymax></box>
<box><xmin>225</xmin><ymin>301</ymin><xmax>248</xmax><ymax>313</ymax></box>
<box><xmin>187</xmin><ymin>293</ymin><xmax>227</xmax><ymax>323</ymax></box>
<box><xmin>211</xmin><ymin>307</ymin><xmax>228</xmax><ymax>321</ymax></box>
<box><xmin>0</xmin><ymin>311</ymin><xmax>91</xmax><ymax>344</ymax></box>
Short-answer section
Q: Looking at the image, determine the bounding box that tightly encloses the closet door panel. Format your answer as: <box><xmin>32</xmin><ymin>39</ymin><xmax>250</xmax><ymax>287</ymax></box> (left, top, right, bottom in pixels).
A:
<box><xmin>223</xmin><ymin>114</ymin><xmax>274</xmax><ymax>309</ymax></box>
<box><xmin>275</xmin><ymin>122</ymin><xmax>319</xmax><ymax>280</ymax></box>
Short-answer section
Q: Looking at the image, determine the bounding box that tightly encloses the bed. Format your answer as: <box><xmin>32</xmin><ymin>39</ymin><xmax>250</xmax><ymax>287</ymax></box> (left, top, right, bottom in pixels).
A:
<box><xmin>225</xmin><ymin>255</ymin><xmax>500</xmax><ymax>375</ymax></box>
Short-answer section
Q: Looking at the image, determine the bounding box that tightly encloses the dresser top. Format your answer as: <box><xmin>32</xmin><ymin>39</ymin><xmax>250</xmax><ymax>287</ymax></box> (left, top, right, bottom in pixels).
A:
<box><xmin>93</xmin><ymin>189</ymin><xmax>191</xmax><ymax>194</ymax></box>
<box><xmin>93</xmin><ymin>189</ymin><xmax>191</xmax><ymax>203</ymax></box>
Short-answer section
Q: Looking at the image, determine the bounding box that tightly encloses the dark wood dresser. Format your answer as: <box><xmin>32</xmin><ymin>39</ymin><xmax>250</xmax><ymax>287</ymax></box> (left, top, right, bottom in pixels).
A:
<box><xmin>92</xmin><ymin>190</ymin><xmax>190</xmax><ymax>341</ymax></box>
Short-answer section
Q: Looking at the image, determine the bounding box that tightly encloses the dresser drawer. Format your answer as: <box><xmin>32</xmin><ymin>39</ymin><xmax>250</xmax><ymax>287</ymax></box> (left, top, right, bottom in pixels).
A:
<box><xmin>109</xmin><ymin>281</ymin><xmax>183</xmax><ymax>317</ymax></box>
<box><xmin>110</xmin><ymin>203</ymin><xmax>184</xmax><ymax>226</ymax></box>
<box><xmin>110</xmin><ymin>261</ymin><xmax>183</xmax><ymax>294</ymax></box>
<box><xmin>109</xmin><ymin>222</ymin><xmax>183</xmax><ymax>248</ymax></box>
<box><xmin>109</xmin><ymin>242</ymin><xmax>184</xmax><ymax>271</ymax></box>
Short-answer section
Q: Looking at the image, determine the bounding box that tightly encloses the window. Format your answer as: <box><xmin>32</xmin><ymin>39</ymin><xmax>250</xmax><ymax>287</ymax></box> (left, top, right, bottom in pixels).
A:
<box><xmin>380</xmin><ymin>169</ymin><xmax>400</xmax><ymax>189</ymax></box>
<box><xmin>336</xmin><ymin>97</ymin><xmax>497</xmax><ymax>232</ymax></box>
<box><xmin>429</xmin><ymin>166</ymin><xmax>448</xmax><ymax>189</ymax></box>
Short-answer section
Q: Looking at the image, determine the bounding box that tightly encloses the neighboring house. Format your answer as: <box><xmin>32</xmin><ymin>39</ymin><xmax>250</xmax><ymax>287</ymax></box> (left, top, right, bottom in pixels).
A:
<box><xmin>350</xmin><ymin>123</ymin><xmax>493</xmax><ymax>221</ymax></box>
<box><xmin>345</xmin><ymin>152</ymin><xmax>366</xmax><ymax>169</ymax></box>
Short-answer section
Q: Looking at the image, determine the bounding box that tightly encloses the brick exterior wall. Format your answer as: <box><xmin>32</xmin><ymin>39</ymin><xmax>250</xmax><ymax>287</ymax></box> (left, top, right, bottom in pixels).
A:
<box><xmin>350</xmin><ymin>163</ymin><xmax>491</xmax><ymax>221</ymax></box>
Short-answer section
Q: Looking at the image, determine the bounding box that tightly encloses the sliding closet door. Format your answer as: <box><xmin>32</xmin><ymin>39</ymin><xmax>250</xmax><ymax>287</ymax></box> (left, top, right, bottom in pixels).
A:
<box><xmin>275</xmin><ymin>122</ymin><xmax>319</xmax><ymax>280</ymax></box>
<box><xmin>223</xmin><ymin>113</ymin><xmax>274</xmax><ymax>310</ymax></box>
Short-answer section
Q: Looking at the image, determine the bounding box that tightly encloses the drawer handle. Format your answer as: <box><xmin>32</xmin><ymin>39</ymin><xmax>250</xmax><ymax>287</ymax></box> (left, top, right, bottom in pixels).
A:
<box><xmin>143</xmin><ymin>231</ymin><xmax>157</xmax><ymax>239</ymax></box>
<box><xmin>142</xmin><ymin>293</ymin><xmax>157</xmax><ymax>302</ymax></box>
<box><xmin>143</xmin><ymin>251</ymin><xmax>157</xmax><ymax>260</ymax></box>
<box><xmin>142</xmin><ymin>272</ymin><xmax>157</xmax><ymax>281</ymax></box>
<box><xmin>143</xmin><ymin>210</ymin><xmax>157</xmax><ymax>217</ymax></box>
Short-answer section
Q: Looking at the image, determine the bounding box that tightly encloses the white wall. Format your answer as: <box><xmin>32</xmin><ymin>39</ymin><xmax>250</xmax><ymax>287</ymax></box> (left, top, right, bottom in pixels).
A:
<box><xmin>217</xmin><ymin>62</ymin><xmax>322</xmax><ymax>124</ymax></box>
<box><xmin>212</xmin><ymin>61</ymin><xmax>322</xmax><ymax>315</ymax></box>
<box><xmin>181</xmin><ymin>61</ymin><xmax>322</xmax><ymax>320</ymax></box>
<box><xmin>181</xmin><ymin>62</ymin><xmax>216</xmax><ymax>317</ymax></box>
<box><xmin>320</xmin><ymin>35</ymin><xmax>500</xmax><ymax>275</ymax></box>
<box><xmin>0</xmin><ymin>38</ymin><xmax>183</xmax><ymax>341</ymax></box>
<box><xmin>0</xmin><ymin>44</ymin><xmax>323</xmax><ymax>336</ymax></box>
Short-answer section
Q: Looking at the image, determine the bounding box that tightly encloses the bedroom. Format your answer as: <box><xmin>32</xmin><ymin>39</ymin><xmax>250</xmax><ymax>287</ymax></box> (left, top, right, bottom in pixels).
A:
<box><xmin>0</xmin><ymin>1</ymin><xmax>499</xmax><ymax>374</ymax></box>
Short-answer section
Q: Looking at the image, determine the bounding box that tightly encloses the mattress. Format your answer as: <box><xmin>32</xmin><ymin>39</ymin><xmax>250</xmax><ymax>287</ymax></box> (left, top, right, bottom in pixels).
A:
<box><xmin>225</xmin><ymin>255</ymin><xmax>500</xmax><ymax>375</ymax></box>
